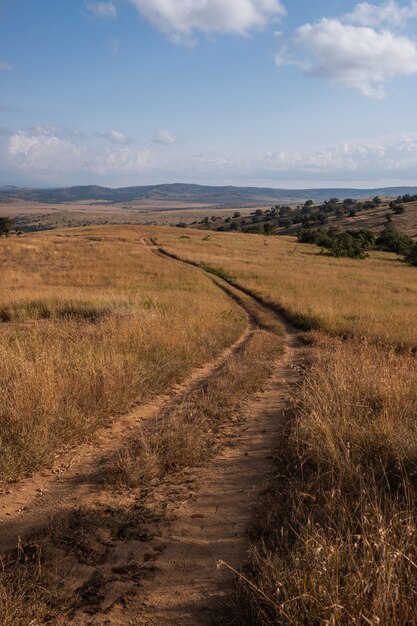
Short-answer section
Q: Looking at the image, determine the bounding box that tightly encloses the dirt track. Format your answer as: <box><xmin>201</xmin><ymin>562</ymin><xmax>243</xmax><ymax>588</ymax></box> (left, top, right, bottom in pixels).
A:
<box><xmin>0</xmin><ymin>238</ymin><xmax>304</xmax><ymax>624</ymax></box>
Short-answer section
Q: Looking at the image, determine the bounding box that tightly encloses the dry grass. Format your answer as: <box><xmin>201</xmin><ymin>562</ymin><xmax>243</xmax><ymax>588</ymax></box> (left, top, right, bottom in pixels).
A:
<box><xmin>0</xmin><ymin>226</ymin><xmax>245</xmax><ymax>482</ymax></box>
<box><xmin>107</xmin><ymin>329</ymin><xmax>282</xmax><ymax>489</ymax></box>
<box><xmin>0</xmin><ymin>548</ymin><xmax>58</xmax><ymax>626</ymax></box>
<box><xmin>155</xmin><ymin>229</ymin><xmax>417</xmax><ymax>348</ymax></box>
<box><xmin>233</xmin><ymin>336</ymin><xmax>417</xmax><ymax>625</ymax></box>
<box><xmin>151</xmin><ymin>227</ymin><xmax>417</xmax><ymax>624</ymax></box>
<box><xmin>0</xmin><ymin>328</ymin><xmax>282</xmax><ymax>625</ymax></box>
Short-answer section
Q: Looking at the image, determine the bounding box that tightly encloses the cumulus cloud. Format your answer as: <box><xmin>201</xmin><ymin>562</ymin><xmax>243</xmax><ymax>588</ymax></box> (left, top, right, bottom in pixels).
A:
<box><xmin>92</xmin><ymin>147</ymin><xmax>155</xmax><ymax>175</ymax></box>
<box><xmin>98</xmin><ymin>130</ymin><xmax>132</xmax><ymax>144</ymax></box>
<box><xmin>129</xmin><ymin>0</ymin><xmax>286</xmax><ymax>42</ymax></box>
<box><xmin>8</xmin><ymin>131</ymin><xmax>86</xmax><ymax>172</ymax></box>
<box><xmin>7</xmin><ymin>128</ymin><xmax>154</xmax><ymax>176</ymax></box>
<box><xmin>86</xmin><ymin>1</ymin><xmax>117</xmax><ymax>18</ymax></box>
<box><xmin>344</xmin><ymin>0</ymin><xmax>417</xmax><ymax>27</ymax></box>
<box><xmin>0</xmin><ymin>62</ymin><xmax>14</xmax><ymax>72</ymax></box>
<box><xmin>261</xmin><ymin>140</ymin><xmax>389</xmax><ymax>173</ymax></box>
<box><xmin>276</xmin><ymin>4</ymin><xmax>417</xmax><ymax>98</ymax></box>
<box><xmin>153</xmin><ymin>129</ymin><xmax>178</xmax><ymax>145</ymax></box>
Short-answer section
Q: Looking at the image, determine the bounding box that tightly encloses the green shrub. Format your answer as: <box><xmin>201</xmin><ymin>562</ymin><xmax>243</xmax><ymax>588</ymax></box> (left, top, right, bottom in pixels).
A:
<box><xmin>376</xmin><ymin>227</ymin><xmax>413</xmax><ymax>255</ymax></box>
<box><xmin>405</xmin><ymin>242</ymin><xmax>417</xmax><ymax>266</ymax></box>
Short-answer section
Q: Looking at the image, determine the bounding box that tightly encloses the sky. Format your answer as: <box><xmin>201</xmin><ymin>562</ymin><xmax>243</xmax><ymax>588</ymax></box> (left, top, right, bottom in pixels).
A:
<box><xmin>1</xmin><ymin>0</ymin><xmax>417</xmax><ymax>189</ymax></box>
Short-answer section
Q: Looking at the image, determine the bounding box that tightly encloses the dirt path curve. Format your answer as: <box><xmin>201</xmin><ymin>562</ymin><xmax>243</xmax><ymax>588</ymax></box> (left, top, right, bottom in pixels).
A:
<box><xmin>0</xmin><ymin>237</ymin><xmax>305</xmax><ymax>626</ymax></box>
<box><xmin>0</xmin><ymin>243</ymin><xmax>254</xmax><ymax>553</ymax></box>
<box><xmin>121</xmin><ymin>240</ymin><xmax>304</xmax><ymax>625</ymax></box>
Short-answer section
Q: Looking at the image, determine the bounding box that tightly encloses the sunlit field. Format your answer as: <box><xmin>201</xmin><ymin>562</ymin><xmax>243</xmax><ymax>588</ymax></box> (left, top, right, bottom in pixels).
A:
<box><xmin>0</xmin><ymin>226</ymin><xmax>244</xmax><ymax>482</ymax></box>
<box><xmin>1</xmin><ymin>223</ymin><xmax>416</xmax><ymax>625</ymax></box>
<box><xmin>156</xmin><ymin>228</ymin><xmax>417</xmax><ymax>348</ymax></box>
<box><xmin>153</xmin><ymin>227</ymin><xmax>417</xmax><ymax>625</ymax></box>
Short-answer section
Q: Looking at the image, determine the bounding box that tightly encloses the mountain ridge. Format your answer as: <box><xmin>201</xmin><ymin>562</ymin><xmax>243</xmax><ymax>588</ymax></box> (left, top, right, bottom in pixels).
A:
<box><xmin>2</xmin><ymin>183</ymin><xmax>417</xmax><ymax>206</ymax></box>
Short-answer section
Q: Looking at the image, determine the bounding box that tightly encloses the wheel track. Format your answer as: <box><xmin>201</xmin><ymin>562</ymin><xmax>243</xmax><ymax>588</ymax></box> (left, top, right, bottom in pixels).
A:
<box><xmin>0</xmin><ymin>236</ymin><xmax>305</xmax><ymax>626</ymax></box>
<box><xmin>0</xmin><ymin>238</ymin><xmax>274</xmax><ymax>552</ymax></box>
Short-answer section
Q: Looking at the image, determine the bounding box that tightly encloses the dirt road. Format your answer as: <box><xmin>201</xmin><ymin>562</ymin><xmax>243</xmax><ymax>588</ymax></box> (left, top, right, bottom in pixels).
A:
<box><xmin>0</xmin><ymin>239</ymin><xmax>304</xmax><ymax>625</ymax></box>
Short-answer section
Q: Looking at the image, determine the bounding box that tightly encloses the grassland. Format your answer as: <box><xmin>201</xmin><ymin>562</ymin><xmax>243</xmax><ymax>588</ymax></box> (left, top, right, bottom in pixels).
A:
<box><xmin>0</xmin><ymin>199</ymin><xmax>254</xmax><ymax>233</ymax></box>
<box><xmin>1</xmin><ymin>224</ymin><xmax>416</xmax><ymax>624</ymax></box>
<box><xmin>155</xmin><ymin>229</ymin><xmax>417</xmax><ymax>348</ymax></box>
<box><xmin>152</xmin><ymin>228</ymin><xmax>417</xmax><ymax>625</ymax></box>
<box><xmin>0</xmin><ymin>226</ymin><xmax>245</xmax><ymax>482</ymax></box>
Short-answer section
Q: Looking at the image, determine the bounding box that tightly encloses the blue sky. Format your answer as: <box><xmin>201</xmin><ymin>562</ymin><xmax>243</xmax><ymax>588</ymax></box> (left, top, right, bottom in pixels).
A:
<box><xmin>1</xmin><ymin>0</ymin><xmax>417</xmax><ymax>188</ymax></box>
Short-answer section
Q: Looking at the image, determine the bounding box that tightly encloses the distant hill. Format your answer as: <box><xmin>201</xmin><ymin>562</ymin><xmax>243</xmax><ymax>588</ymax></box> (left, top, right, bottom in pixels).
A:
<box><xmin>2</xmin><ymin>183</ymin><xmax>417</xmax><ymax>207</ymax></box>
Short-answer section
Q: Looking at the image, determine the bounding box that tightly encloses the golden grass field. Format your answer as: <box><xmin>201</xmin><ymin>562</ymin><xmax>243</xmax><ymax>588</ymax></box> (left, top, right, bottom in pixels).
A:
<box><xmin>1</xmin><ymin>224</ymin><xmax>416</xmax><ymax>625</ymax></box>
<box><xmin>155</xmin><ymin>228</ymin><xmax>417</xmax><ymax>348</ymax></box>
<box><xmin>0</xmin><ymin>226</ymin><xmax>245</xmax><ymax>482</ymax></box>
<box><xmin>151</xmin><ymin>227</ymin><xmax>417</xmax><ymax>625</ymax></box>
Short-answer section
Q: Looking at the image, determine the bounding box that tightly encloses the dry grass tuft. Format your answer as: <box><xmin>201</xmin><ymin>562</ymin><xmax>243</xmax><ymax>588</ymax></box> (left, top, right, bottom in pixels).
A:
<box><xmin>0</xmin><ymin>548</ymin><xmax>58</xmax><ymax>626</ymax></box>
<box><xmin>233</xmin><ymin>336</ymin><xmax>417</xmax><ymax>625</ymax></box>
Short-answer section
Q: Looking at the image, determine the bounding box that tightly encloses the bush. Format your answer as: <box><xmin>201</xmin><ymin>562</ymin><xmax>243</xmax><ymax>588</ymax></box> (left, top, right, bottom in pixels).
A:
<box><xmin>0</xmin><ymin>217</ymin><xmax>12</xmax><ymax>236</ymax></box>
<box><xmin>329</xmin><ymin>231</ymin><xmax>369</xmax><ymax>259</ymax></box>
<box><xmin>376</xmin><ymin>228</ymin><xmax>413</xmax><ymax>255</ymax></box>
<box><xmin>298</xmin><ymin>228</ymin><xmax>333</xmax><ymax>247</ymax></box>
<box><xmin>405</xmin><ymin>242</ymin><xmax>417</xmax><ymax>266</ymax></box>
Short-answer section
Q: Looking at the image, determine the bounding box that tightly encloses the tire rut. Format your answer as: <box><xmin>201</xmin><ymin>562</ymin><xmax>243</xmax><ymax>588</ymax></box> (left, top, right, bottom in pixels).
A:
<box><xmin>0</xmin><ymin>241</ymin><xmax>261</xmax><ymax>553</ymax></box>
<box><xmin>0</xmin><ymin>237</ymin><xmax>305</xmax><ymax>626</ymax></box>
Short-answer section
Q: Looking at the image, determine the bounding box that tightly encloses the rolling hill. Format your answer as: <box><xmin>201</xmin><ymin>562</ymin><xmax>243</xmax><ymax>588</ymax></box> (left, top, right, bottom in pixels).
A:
<box><xmin>2</xmin><ymin>183</ymin><xmax>417</xmax><ymax>206</ymax></box>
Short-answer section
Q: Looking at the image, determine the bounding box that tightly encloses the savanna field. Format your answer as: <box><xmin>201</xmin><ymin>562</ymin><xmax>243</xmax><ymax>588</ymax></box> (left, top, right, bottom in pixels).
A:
<box><xmin>1</xmin><ymin>224</ymin><xmax>416</xmax><ymax>624</ymax></box>
<box><xmin>154</xmin><ymin>228</ymin><xmax>417</xmax><ymax>623</ymax></box>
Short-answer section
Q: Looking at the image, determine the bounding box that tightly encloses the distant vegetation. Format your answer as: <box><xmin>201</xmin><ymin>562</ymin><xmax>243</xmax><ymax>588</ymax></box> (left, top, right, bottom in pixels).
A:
<box><xmin>298</xmin><ymin>224</ymin><xmax>417</xmax><ymax>263</ymax></box>
<box><xmin>0</xmin><ymin>216</ymin><xmax>12</xmax><ymax>236</ymax></box>
<box><xmin>191</xmin><ymin>193</ymin><xmax>417</xmax><ymax>238</ymax></box>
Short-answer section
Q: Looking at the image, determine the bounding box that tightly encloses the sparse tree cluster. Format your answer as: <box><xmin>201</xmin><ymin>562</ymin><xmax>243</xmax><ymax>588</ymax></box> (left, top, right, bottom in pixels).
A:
<box><xmin>298</xmin><ymin>223</ymin><xmax>417</xmax><ymax>265</ymax></box>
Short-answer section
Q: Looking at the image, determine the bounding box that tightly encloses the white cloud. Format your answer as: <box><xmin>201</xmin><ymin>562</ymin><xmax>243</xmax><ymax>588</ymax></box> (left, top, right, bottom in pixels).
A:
<box><xmin>98</xmin><ymin>130</ymin><xmax>132</xmax><ymax>144</ymax></box>
<box><xmin>262</xmin><ymin>140</ymin><xmax>389</xmax><ymax>173</ymax></box>
<box><xmin>255</xmin><ymin>134</ymin><xmax>417</xmax><ymax>182</ymax></box>
<box><xmin>153</xmin><ymin>129</ymin><xmax>178</xmax><ymax>145</ymax></box>
<box><xmin>8</xmin><ymin>131</ymin><xmax>86</xmax><ymax>171</ymax></box>
<box><xmin>344</xmin><ymin>0</ymin><xmax>417</xmax><ymax>27</ymax></box>
<box><xmin>86</xmin><ymin>1</ymin><xmax>117</xmax><ymax>18</ymax></box>
<box><xmin>0</xmin><ymin>62</ymin><xmax>14</xmax><ymax>72</ymax></box>
<box><xmin>277</xmin><ymin>15</ymin><xmax>417</xmax><ymax>98</ymax></box>
<box><xmin>128</xmin><ymin>0</ymin><xmax>286</xmax><ymax>42</ymax></box>
<box><xmin>7</xmin><ymin>128</ymin><xmax>154</xmax><ymax>176</ymax></box>
<box><xmin>92</xmin><ymin>147</ymin><xmax>155</xmax><ymax>175</ymax></box>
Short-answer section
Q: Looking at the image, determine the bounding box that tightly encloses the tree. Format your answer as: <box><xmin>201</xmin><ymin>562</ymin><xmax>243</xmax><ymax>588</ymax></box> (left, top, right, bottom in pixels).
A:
<box><xmin>405</xmin><ymin>242</ymin><xmax>417</xmax><ymax>266</ymax></box>
<box><xmin>376</xmin><ymin>228</ymin><xmax>413</xmax><ymax>255</ymax></box>
<box><xmin>263</xmin><ymin>223</ymin><xmax>275</xmax><ymax>235</ymax></box>
<box><xmin>233</xmin><ymin>211</ymin><xmax>241</xmax><ymax>219</ymax></box>
<box><xmin>0</xmin><ymin>216</ymin><xmax>12</xmax><ymax>236</ymax></box>
<box><xmin>329</xmin><ymin>232</ymin><xmax>369</xmax><ymax>259</ymax></box>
